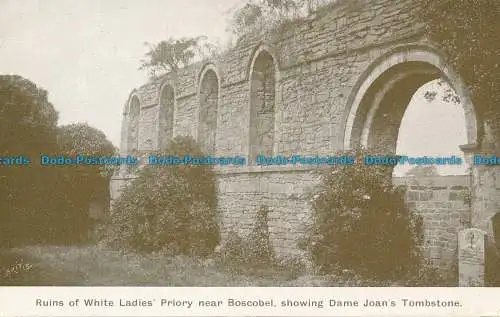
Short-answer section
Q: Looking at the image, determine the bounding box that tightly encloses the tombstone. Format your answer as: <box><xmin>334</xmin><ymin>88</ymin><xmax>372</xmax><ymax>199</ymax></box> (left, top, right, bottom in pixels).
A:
<box><xmin>458</xmin><ymin>228</ymin><xmax>487</xmax><ymax>286</ymax></box>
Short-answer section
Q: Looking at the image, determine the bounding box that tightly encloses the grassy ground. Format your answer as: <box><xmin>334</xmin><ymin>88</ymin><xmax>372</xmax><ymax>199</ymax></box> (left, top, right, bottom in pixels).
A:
<box><xmin>0</xmin><ymin>244</ymin><xmax>339</xmax><ymax>286</ymax></box>
<box><xmin>0</xmin><ymin>244</ymin><xmax>457</xmax><ymax>286</ymax></box>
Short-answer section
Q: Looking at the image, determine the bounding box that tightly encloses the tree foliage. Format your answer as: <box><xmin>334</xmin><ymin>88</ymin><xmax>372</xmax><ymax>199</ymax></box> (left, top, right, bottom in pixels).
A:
<box><xmin>227</xmin><ymin>0</ymin><xmax>305</xmax><ymax>37</ymax></box>
<box><xmin>226</xmin><ymin>0</ymin><xmax>361</xmax><ymax>38</ymax></box>
<box><xmin>416</xmin><ymin>0</ymin><xmax>500</xmax><ymax>121</ymax></box>
<box><xmin>422</xmin><ymin>79</ymin><xmax>460</xmax><ymax>104</ymax></box>
<box><xmin>246</xmin><ymin>205</ymin><xmax>273</xmax><ymax>265</ymax></box>
<box><xmin>0</xmin><ymin>75</ymin><xmax>59</xmax><ymax>153</ymax></box>
<box><xmin>57</xmin><ymin>123</ymin><xmax>115</xmax><ymax>156</ymax></box>
<box><xmin>404</xmin><ymin>165</ymin><xmax>440</xmax><ymax>178</ymax></box>
<box><xmin>0</xmin><ymin>75</ymin><xmax>60</xmax><ymax>246</ymax></box>
<box><xmin>0</xmin><ymin>75</ymin><xmax>115</xmax><ymax>246</ymax></box>
<box><xmin>139</xmin><ymin>37</ymin><xmax>220</xmax><ymax>78</ymax></box>
<box><xmin>52</xmin><ymin>123</ymin><xmax>116</xmax><ymax>242</ymax></box>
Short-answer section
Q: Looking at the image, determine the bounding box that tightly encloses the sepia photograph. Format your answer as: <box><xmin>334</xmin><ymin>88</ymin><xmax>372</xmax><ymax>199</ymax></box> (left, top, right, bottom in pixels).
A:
<box><xmin>0</xmin><ymin>0</ymin><xmax>499</xmax><ymax>300</ymax></box>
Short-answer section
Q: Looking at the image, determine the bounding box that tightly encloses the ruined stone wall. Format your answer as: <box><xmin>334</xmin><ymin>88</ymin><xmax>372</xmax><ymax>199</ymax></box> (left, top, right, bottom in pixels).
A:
<box><xmin>110</xmin><ymin>0</ymin><xmax>500</xmax><ymax>270</ymax></box>
<box><xmin>394</xmin><ymin>176</ymin><xmax>471</xmax><ymax>268</ymax></box>
<box><xmin>219</xmin><ymin>172</ymin><xmax>473</xmax><ymax>262</ymax></box>
<box><xmin>123</xmin><ymin>0</ymin><xmax>423</xmax><ymax>158</ymax></box>
<box><xmin>216</xmin><ymin>166</ymin><xmax>319</xmax><ymax>256</ymax></box>
<box><xmin>113</xmin><ymin>0</ymin><xmax>436</xmax><ymax>257</ymax></box>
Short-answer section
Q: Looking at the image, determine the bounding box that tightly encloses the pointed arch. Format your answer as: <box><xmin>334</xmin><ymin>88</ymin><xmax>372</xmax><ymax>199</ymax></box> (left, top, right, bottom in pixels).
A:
<box><xmin>127</xmin><ymin>95</ymin><xmax>140</xmax><ymax>154</ymax></box>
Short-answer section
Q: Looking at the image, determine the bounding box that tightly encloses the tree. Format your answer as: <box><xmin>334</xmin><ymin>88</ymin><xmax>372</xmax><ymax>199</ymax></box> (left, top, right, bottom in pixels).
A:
<box><xmin>0</xmin><ymin>75</ymin><xmax>59</xmax><ymax>153</ymax></box>
<box><xmin>405</xmin><ymin>165</ymin><xmax>440</xmax><ymax>178</ymax></box>
<box><xmin>0</xmin><ymin>76</ymin><xmax>117</xmax><ymax>246</ymax></box>
<box><xmin>55</xmin><ymin>123</ymin><xmax>116</xmax><ymax>242</ymax></box>
<box><xmin>0</xmin><ymin>75</ymin><xmax>59</xmax><ymax>246</ymax></box>
<box><xmin>57</xmin><ymin>123</ymin><xmax>115</xmax><ymax>156</ymax></box>
<box><xmin>139</xmin><ymin>36</ymin><xmax>218</xmax><ymax>79</ymax></box>
<box><xmin>227</xmin><ymin>2</ymin><xmax>265</xmax><ymax>37</ymax></box>
<box><xmin>416</xmin><ymin>0</ymin><xmax>500</xmax><ymax>136</ymax></box>
<box><xmin>226</xmin><ymin>0</ymin><xmax>360</xmax><ymax>38</ymax></box>
<box><xmin>227</xmin><ymin>0</ymin><xmax>304</xmax><ymax>38</ymax></box>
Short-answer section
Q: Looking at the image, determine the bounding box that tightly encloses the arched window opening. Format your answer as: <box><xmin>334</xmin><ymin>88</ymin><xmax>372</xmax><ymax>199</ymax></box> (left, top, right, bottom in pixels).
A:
<box><xmin>249</xmin><ymin>51</ymin><xmax>276</xmax><ymax>163</ymax></box>
<box><xmin>199</xmin><ymin>69</ymin><xmax>219</xmax><ymax>154</ymax></box>
<box><xmin>128</xmin><ymin>96</ymin><xmax>140</xmax><ymax>154</ymax></box>
<box><xmin>159</xmin><ymin>85</ymin><xmax>175</xmax><ymax>151</ymax></box>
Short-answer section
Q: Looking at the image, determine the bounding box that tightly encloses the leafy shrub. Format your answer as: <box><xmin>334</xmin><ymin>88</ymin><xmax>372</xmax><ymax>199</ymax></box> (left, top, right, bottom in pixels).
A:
<box><xmin>215</xmin><ymin>205</ymin><xmax>307</xmax><ymax>279</ymax></box>
<box><xmin>246</xmin><ymin>205</ymin><xmax>274</xmax><ymax>266</ymax></box>
<box><xmin>275</xmin><ymin>255</ymin><xmax>307</xmax><ymax>280</ymax></box>
<box><xmin>485</xmin><ymin>239</ymin><xmax>500</xmax><ymax>286</ymax></box>
<box><xmin>303</xmin><ymin>147</ymin><xmax>423</xmax><ymax>281</ymax></box>
<box><xmin>101</xmin><ymin>136</ymin><xmax>219</xmax><ymax>255</ymax></box>
<box><xmin>404</xmin><ymin>259</ymin><xmax>450</xmax><ymax>286</ymax></box>
<box><xmin>216</xmin><ymin>206</ymin><xmax>274</xmax><ymax>269</ymax></box>
<box><xmin>416</xmin><ymin>0</ymin><xmax>500</xmax><ymax>120</ymax></box>
<box><xmin>214</xmin><ymin>230</ymin><xmax>246</xmax><ymax>271</ymax></box>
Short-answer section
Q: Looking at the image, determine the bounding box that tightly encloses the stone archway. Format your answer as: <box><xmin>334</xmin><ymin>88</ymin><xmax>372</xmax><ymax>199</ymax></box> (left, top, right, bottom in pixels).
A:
<box><xmin>248</xmin><ymin>48</ymin><xmax>278</xmax><ymax>164</ymax></box>
<box><xmin>342</xmin><ymin>45</ymin><xmax>482</xmax><ymax>268</ymax></box>
<box><xmin>198</xmin><ymin>65</ymin><xmax>220</xmax><ymax>155</ymax></box>
<box><xmin>158</xmin><ymin>84</ymin><xmax>175</xmax><ymax>151</ymax></box>
<box><xmin>343</xmin><ymin>45</ymin><xmax>479</xmax><ymax>153</ymax></box>
<box><xmin>127</xmin><ymin>95</ymin><xmax>141</xmax><ymax>154</ymax></box>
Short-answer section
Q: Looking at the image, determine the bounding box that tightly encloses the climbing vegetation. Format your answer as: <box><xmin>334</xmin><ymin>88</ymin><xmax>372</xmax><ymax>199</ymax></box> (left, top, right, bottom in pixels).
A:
<box><xmin>416</xmin><ymin>0</ymin><xmax>500</xmax><ymax>123</ymax></box>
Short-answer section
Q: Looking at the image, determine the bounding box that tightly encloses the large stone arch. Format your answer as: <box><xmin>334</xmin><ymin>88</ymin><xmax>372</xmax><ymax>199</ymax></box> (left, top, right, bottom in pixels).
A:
<box><xmin>197</xmin><ymin>63</ymin><xmax>221</xmax><ymax>154</ymax></box>
<box><xmin>158</xmin><ymin>83</ymin><xmax>175</xmax><ymax>151</ymax></box>
<box><xmin>247</xmin><ymin>44</ymin><xmax>280</xmax><ymax>164</ymax></box>
<box><xmin>341</xmin><ymin>44</ymin><xmax>485</xmax><ymax>267</ymax></box>
<box><xmin>343</xmin><ymin>44</ymin><xmax>479</xmax><ymax>154</ymax></box>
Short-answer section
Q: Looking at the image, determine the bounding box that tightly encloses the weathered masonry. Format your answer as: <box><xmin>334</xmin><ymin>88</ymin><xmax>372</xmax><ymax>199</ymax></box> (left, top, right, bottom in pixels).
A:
<box><xmin>111</xmin><ymin>0</ymin><xmax>500</xmax><ymax>268</ymax></box>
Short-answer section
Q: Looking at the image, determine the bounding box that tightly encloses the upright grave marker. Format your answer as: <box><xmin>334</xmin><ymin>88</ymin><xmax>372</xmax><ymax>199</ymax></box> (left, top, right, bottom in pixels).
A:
<box><xmin>458</xmin><ymin>228</ymin><xmax>486</xmax><ymax>286</ymax></box>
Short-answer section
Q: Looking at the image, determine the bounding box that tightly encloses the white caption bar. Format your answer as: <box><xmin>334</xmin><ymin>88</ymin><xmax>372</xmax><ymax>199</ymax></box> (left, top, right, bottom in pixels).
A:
<box><xmin>1</xmin><ymin>287</ymin><xmax>500</xmax><ymax>316</ymax></box>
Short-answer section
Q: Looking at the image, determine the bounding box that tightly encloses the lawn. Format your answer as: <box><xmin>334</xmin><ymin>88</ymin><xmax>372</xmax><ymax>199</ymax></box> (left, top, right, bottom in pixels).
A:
<box><xmin>1</xmin><ymin>244</ymin><xmax>456</xmax><ymax>286</ymax></box>
<box><xmin>0</xmin><ymin>244</ymin><xmax>343</xmax><ymax>286</ymax></box>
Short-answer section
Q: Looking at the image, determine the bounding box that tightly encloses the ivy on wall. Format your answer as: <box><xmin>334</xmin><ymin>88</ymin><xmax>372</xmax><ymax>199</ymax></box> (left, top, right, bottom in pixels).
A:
<box><xmin>416</xmin><ymin>0</ymin><xmax>500</xmax><ymax>127</ymax></box>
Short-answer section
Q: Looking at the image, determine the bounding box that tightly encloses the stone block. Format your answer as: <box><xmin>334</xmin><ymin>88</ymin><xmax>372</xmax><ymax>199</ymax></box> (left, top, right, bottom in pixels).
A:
<box><xmin>419</xmin><ymin>191</ymin><xmax>433</xmax><ymax>201</ymax></box>
<box><xmin>432</xmin><ymin>190</ymin><xmax>450</xmax><ymax>201</ymax></box>
<box><xmin>406</xmin><ymin>191</ymin><xmax>419</xmax><ymax>201</ymax></box>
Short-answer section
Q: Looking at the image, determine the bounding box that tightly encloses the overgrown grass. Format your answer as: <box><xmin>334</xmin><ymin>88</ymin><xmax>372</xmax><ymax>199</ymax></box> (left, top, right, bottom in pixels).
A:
<box><xmin>0</xmin><ymin>244</ymin><xmax>457</xmax><ymax>286</ymax></box>
<box><xmin>0</xmin><ymin>245</ymin><xmax>308</xmax><ymax>286</ymax></box>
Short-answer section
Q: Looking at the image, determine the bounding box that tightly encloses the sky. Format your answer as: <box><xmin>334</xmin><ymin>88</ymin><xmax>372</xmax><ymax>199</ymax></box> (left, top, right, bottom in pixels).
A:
<box><xmin>0</xmin><ymin>0</ymin><xmax>240</xmax><ymax>143</ymax></box>
<box><xmin>395</xmin><ymin>81</ymin><xmax>468</xmax><ymax>176</ymax></box>
<box><xmin>0</xmin><ymin>0</ymin><xmax>468</xmax><ymax>175</ymax></box>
